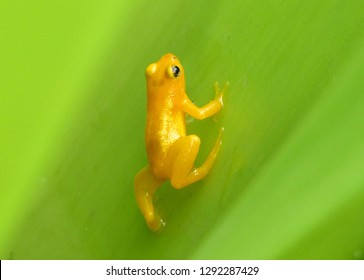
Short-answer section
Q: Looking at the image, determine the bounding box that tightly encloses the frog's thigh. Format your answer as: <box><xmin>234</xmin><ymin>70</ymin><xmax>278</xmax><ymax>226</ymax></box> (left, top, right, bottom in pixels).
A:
<box><xmin>166</xmin><ymin>135</ymin><xmax>203</xmax><ymax>189</ymax></box>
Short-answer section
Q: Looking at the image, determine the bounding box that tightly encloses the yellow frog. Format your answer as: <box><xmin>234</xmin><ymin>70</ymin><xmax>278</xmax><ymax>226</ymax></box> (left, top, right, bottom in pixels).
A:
<box><xmin>134</xmin><ymin>53</ymin><xmax>225</xmax><ymax>231</ymax></box>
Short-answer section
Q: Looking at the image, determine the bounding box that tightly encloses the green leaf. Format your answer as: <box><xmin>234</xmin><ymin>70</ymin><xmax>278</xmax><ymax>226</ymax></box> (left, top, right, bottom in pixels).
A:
<box><xmin>1</xmin><ymin>0</ymin><xmax>364</xmax><ymax>259</ymax></box>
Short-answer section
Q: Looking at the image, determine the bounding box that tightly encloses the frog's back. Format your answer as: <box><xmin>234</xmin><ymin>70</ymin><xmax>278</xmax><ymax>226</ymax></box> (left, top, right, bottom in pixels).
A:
<box><xmin>144</xmin><ymin>53</ymin><xmax>187</xmax><ymax>178</ymax></box>
<box><xmin>145</xmin><ymin>102</ymin><xmax>186</xmax><ymax>177</ymax></box>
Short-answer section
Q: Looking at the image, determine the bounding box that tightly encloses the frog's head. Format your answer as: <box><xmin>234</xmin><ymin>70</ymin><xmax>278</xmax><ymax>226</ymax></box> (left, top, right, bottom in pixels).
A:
<box><xmin>145</xmin><ymin>53</ymin><xmax>185</xmax><ymax>88</ymax></box>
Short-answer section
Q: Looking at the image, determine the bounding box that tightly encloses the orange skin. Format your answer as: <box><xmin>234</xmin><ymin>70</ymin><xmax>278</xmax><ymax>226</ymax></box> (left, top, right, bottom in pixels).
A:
<box><xmin>134</xmin><ymin>53</ymin><xmax>225</xmax><ymax>231</ymax></box>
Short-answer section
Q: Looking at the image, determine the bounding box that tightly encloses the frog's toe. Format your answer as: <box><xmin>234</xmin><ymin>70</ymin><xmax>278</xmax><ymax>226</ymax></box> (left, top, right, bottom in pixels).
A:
<box><xmin>147</xmin><ymin>215</ymin><xmax>165</xmax><ymax>232</ymax></box>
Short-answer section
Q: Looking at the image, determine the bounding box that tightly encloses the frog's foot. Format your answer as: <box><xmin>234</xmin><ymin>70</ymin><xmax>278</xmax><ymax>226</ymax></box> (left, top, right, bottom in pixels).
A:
<box><xmin>214</xmin><ymin>81</ymin><xmax>228</xmax><ymax>107</ymax></box>
<box><xmin>198</xmin><ymin>125</ymin><xmax>223</xmax><ymax>174</ymax></box>
<box><xmin>147</xmin><ymin>214</ymin><xmax>165</xmax><ymax>232</ymax></box>
<box><xmin>134</xmin><ymin>167</ymin><xmax>165</xmax><ymax>232</ymax></box>
<box><xmin>135</xmin><ymin>185</ymin><xmax>164</xmax><ymax>232</ymax></box>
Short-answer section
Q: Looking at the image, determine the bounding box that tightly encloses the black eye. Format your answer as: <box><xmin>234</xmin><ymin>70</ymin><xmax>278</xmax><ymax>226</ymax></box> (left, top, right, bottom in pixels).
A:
<box><xmin>171</xmin><ymin>65</ymin><xmax>180</xmax><ymax>77</ymax></box>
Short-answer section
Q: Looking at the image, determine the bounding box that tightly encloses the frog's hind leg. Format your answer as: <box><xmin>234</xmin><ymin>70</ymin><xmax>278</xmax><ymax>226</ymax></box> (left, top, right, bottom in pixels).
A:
<box><xmin>134</xmin><ymin>167</ymin><xmax>165</xmax><ymax>231</ymax></box>
<box><xmin>168</xmin><ymin>128</ymin><xmax>223</xmax><ymax>189</ymax></box>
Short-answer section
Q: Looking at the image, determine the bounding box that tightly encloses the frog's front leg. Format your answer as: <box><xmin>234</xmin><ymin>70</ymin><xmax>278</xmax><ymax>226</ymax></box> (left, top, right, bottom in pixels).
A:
<box><xmin>134</xmin><ymin>167</ymin><xmax>165</xmax><ymax>231</ymax></box>
<box><xmin>166</xmin><ymin>128</ymin><xmax>223</xmax><ymax>189</ymax></box>
<box><xmin>182</xmin><ymin>82</ymin><xmax>226</xmax><ymax>120</ymax></box>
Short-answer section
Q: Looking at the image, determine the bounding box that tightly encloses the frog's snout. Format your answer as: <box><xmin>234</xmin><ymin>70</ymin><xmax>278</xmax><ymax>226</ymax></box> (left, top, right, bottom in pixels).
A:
<box><xmin>146</xmin><ymin>63</ymin><xmax>157</xmax><ymax>77</ymax></box>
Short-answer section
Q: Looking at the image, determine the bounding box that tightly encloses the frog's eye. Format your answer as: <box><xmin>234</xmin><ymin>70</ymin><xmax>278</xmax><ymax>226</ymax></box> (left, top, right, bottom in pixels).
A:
<box><xmin>167</xmin><ymin>65</ymin><xmax>181</xmax><ymax>78</ymax></box>
<box><xmin>172</xmin><ymin>65</ymin><xmax>181</xmax><ymax>77</ymax></box>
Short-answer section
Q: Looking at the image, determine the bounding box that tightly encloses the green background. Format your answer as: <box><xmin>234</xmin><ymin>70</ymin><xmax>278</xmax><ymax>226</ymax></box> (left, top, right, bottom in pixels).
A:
<box><xmin>1</xmin><ymin>0</ymin><xmax>364</xmax><ymax>259</ymax></box>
